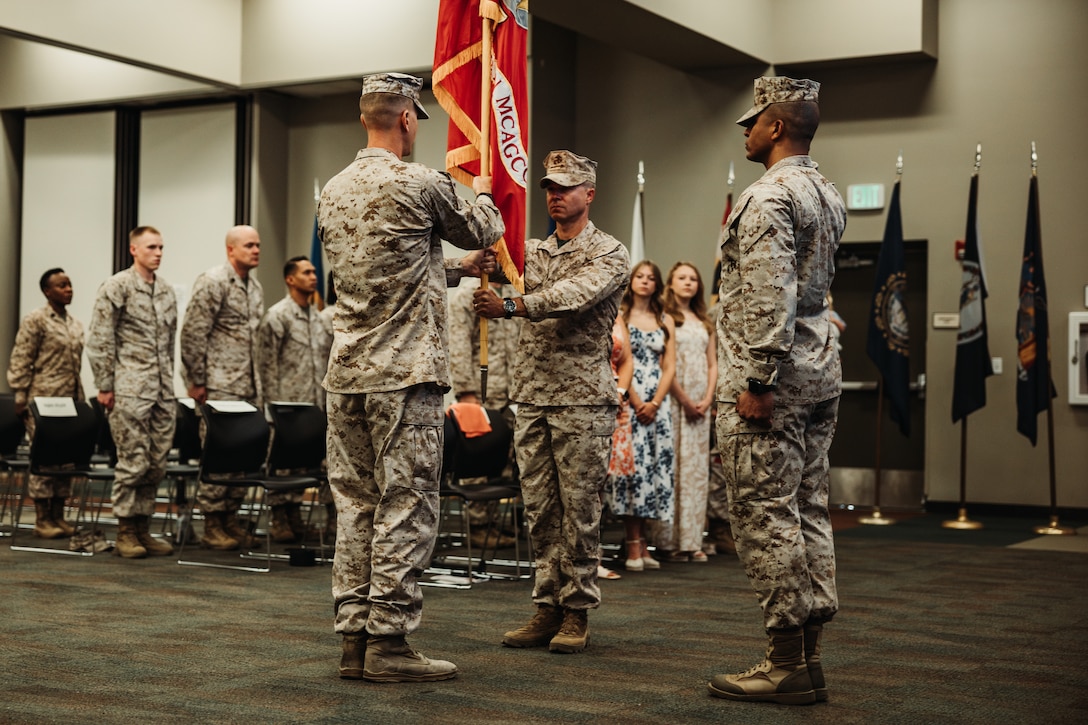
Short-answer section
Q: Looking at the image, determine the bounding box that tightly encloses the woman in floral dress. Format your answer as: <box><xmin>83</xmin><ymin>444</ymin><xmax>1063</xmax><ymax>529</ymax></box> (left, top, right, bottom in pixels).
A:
<box><xmin>607</xmin><ymin>260</ymin><xmax>675</xmax><ymax>571</ymax></box>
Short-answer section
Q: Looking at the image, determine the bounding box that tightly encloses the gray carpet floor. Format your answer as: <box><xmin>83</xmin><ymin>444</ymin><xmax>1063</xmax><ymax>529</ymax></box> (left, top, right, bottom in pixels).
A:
<box><xmin>2</xmin><ymin>511</ymin><xmax>1087</xmax><ymax>724</ymax></box>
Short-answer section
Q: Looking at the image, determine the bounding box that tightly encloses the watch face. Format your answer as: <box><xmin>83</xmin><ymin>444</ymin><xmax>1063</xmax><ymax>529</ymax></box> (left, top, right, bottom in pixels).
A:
<box><xmin>503</xmin><ymin>299</ymin><xmax>516</xmax><ymax>314</ymax></box>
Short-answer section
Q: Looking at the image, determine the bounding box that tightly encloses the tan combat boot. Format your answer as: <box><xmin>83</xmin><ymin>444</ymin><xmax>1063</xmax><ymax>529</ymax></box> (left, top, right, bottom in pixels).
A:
<box><xmin>339</xmin><ymin>632</ymin><xmax>368</xmax><ymax>680</ymax></box>
<box><xmin>32</xmin><ymin>499</ymin><xmax>65</xmax><ymax>539</ymax></box>
<box><xmin>222</xmin><ymin>511</ymin><xmax>254</xmax><ymax>548</ymax></box>
<box><xmin>549</xmin><ymin>609</ymin><xmax>590</xmax><ymax>654</ymax></box>
<box><xmin>134</xmin><ymin>514</ymin><xmax>174</xmax><ymax>556</ymax></box>
<box><xmin>362</xmin><ymin>635</ymin><xmax>457</xmax><ymax>683</ymax></box>
<box><xmin>804</xmin><ymin>622</ymin><xmax>828</xmax><ymax>702</ymax></box>
<box><xmin>269</xmin><ymin>505</ymin><xmax>297</xmax><ymax>543</ymax></box>
<box><xmin>114</xmin><ymin>517</ymin><xmax>148</xmax><ymax>559</ymax></box>
<box><xmin>708</xmin><ymin>627</ymin><xmax>815</xmax><ymax>705</ymax></box>
<box><xmin>50</xmin><ymin>497</ymin><xmax>76</xmax><ymax>537</ymax></box>
<box><xmin>502</xmin><ymin>604</ymin><xmax>565</xmax><ymax>648</ymax></box>
<box><xmin>200</xmin><ymin>512</ymin><xmax>240</xmax><ymax>551</ymax></box>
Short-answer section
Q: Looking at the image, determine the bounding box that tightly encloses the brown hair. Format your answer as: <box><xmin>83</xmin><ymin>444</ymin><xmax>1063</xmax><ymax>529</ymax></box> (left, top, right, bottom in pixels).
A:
<box><xmin>664</xmin><ymin>261</ymin><xmax>713</xmax><ymax>334</ymax></box>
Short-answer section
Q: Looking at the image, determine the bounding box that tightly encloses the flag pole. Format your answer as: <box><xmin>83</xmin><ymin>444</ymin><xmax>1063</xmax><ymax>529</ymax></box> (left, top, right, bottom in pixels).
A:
<box><xmin>859</xmin><ymin>378</ymin><xmax>893</xmax><ymax>525</ymax></box>
<box><xmin>477</xmin><ymin>8</ymin><xmax>494</xmax><ymax>405</ymax></box>
<box><xmin>945</xmin><ymin>145</ymin><xmax>984</xmax><ymax>530</ymax></box>
<box><xmin>1028</xmin><ymin>143</ymin><xmax>1075</xmax><ymax>536</ymax></box>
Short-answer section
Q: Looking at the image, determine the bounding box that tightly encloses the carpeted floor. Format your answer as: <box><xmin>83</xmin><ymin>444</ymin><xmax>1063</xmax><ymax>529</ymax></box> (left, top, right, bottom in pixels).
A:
<box><xmin>2</xmin><ymin>509</ymin><xmax>1087</xmax><ymax>724</ymax></box>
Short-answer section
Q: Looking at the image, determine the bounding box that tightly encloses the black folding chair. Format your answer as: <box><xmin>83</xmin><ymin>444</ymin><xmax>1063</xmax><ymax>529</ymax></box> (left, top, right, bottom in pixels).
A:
<box><xmin>176</xmin><ymin>401</ymin><xmax>319</xmax><ymax>573</ymax></box>
<box><xmin>0</xmin><ymin>393</ymin><xmax>28</xmax><ymax>538</ymax></box>
<box><xmin>10</xmin><ymin>398</ymin><xmax>115</xmax><ymax>556</ymax></box>
<box><xmin>267</xmin><ymin>401</ymin><xmax>329</xmax><ymax>555</ymax></box>
<box><xmin>425</xmin><ymin>407</ymin><xmax>526</xmax><ymax>589</ymax></box>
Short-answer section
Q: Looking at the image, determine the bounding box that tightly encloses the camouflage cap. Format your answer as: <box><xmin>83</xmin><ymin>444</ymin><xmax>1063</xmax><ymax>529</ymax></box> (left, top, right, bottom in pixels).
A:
<box><xmin>361</xmin><ymin>72</ymin><xmax>430</xmax><ymax>120</ymax></box>
<box><xmin>539</xmin><ymin>150</ymin><xmax>597</xmax><ymax>188</ymax></box>
<box><xmin>736</xmin><ymin>76</ymin><xmax>820</xmax><ymax>126</ymax></box>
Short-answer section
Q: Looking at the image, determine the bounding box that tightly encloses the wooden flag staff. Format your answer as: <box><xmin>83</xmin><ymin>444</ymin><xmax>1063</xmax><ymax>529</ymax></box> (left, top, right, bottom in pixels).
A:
<box><xmin>477</xmin><ymin>8</ymin><xmax>495</xmax><ymax>404</ymax></box>
<box><xmin>944</xmin><ymin>144</ymin><xmax>984</xmax><ymax>531</ymax></box>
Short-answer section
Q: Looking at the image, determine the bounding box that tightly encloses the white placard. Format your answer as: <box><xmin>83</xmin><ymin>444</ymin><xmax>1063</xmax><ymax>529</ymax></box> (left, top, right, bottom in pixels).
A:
<box><xmin>35</xmin><ymin>397</ymin><xmax>78</xmax><ymax>417</ymax></box>
<box><xmin>206</xmin><ymin>400</ymin><xmax>258</xmax><ymax>413</ymax></box>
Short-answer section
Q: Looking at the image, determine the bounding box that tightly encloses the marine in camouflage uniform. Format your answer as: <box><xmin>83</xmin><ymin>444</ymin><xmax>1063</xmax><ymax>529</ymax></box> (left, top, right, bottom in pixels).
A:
<box><xmin>181</xmin><ymin>227</ymin><xmax>264</xmax><ymax>527</ymax></box>
<box><xmin>476</xmin><ymin>151</ymin><xmax>629</xmax><ymax>654</ymax></box>
<box><xmin>708</xmin><ymin>77</ymin><xmax>846</xmax><ymax>706</ymax></box>
<box><xmin>7</xmin><ymin>269</ymin><xmax>84</xmax><ymax>538</ymax></box>
<box><xmin>256</xmin><ymin>256</ymin><xmax>333</xmax><ymax>540</ymax></box>
<box><xmin>320</xmin><ymin>72</ymin><xmax>503</xmax><ymax>682</ymax></box>
<box><xmin>86</xmin><ymin>227</ymin><xmax>178</xmax><ymax>558</ymax></box>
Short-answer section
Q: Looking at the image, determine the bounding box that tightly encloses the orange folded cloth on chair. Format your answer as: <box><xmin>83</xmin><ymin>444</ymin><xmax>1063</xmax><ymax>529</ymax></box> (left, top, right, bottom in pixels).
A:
<box><xmin>447</xmin><ymin>403</ymin><xmax>492</xmax><ymax>438</ymax></box>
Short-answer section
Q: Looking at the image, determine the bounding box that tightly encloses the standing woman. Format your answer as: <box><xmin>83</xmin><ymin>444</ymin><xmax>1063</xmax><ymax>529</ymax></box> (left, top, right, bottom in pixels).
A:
<box><xmin>601</xmin><ymin>313</ymin><xmax>635</xmax><ymax>580</ymax></box>
<box><xmin>652</xmin><ymin>262</ymin><xmax>717</xmax><ymax>562</ymax></box>
<box><xmin>608</xmin><ymin>260</ymin><xmax>676</xmax><ymax>571</ymax></box>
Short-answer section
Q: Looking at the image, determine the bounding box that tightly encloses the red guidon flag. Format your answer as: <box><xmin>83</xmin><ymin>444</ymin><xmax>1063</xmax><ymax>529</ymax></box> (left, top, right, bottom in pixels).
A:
<box><xmin>433</xmin><ymin>0</ymin><xmax>528</xmax><ymax>291</ymax></box>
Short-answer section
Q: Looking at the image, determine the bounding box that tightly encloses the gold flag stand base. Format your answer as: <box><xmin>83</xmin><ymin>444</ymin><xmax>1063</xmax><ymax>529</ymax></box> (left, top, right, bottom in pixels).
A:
<box><xmin>942</xmin><ymin>507</ymin><xmax>983</xmax><ymax>530</ymax></box>
<box><xmin>1033</xmin><ymin>515</ymin><xmax>1077</xmax><ymax>536</ymax></box>
<box><xmin>859</xmin><ymin>507</ymin><xmax>895</xmax><ymax>526</ymax></box>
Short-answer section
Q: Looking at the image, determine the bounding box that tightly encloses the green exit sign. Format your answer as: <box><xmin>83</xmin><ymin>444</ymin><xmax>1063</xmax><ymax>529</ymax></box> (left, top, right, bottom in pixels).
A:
<box><xmin>847</xmin><ymin>183</ymin><xmax>885</xmax><ymax>211</ymax></box>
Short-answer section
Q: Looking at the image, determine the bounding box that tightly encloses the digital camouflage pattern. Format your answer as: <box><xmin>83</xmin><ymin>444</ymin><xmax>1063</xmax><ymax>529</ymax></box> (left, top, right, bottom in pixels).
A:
<box><xmin>86</xmin><ymin>267</ymin><xmax>177</xmax><ymax>401</ymax></box>
<box><xmin>716</xmin><ymin>156</ymin><xmax>845</xmax><ymax>404</ymax></box>
<box><xmin>180</xmin><ymin>263</ymin><xmax>264</xmax><ymax>403</ymax></box>
<box><xmin>510</xmin><ymin>221</ymin><xmax>629</xmax><ymax>407</ymax></box>
<box><xmin>257</xmin><ymin>296</ymin><xmax>333</xmax><ymax>410</ymax></box>
<box><xmin>318</xmin><ymin>147</ymin><xmax>503</xmax><ymax>396</ymax></box>
<box><xmin>8</xmin><ymin>306</ymin><xmax>84</xmax><ymax>498</ymax></box>
<box><xmin>86</xmin><ymin>267</ymin><xmax>177</xmax><ymax>517</ymax></box>
<box><xmin>319</xmin><ymin>145</ymin><xmax>502</xmax><ymax>637</ymax></box>
<box><xmin>716</xmin><ymin>153</ymin><xmax>845</xmax><ymax>631</ymax></box>
<box><xmin>448</xmin><ymin>282</ymin><xmax>522</xmax><ymax>409</ymax></box>
<box><xmin>511</xmin><ymin>221</ymin><xmax>627</xmax><ymax>610</ymax></box>
<box><xmin>516</xmin><ymin>404</ymin><xmax>615</xmax><ymax>610</ymax></box>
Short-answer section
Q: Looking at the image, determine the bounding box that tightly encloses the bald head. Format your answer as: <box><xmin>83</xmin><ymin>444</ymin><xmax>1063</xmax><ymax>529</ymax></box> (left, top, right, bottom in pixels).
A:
<box><xmin>226</xmin><ymin>225</ymin><xmax>261</xmax><ymax>276</ymax></box>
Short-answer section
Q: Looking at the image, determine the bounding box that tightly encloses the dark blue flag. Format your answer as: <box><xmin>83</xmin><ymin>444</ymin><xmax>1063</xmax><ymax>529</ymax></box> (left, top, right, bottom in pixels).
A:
<box><xmin>866</xmin><ymin>180</ymin><xmax>910</xmax><ymax>436</ymax></box>
<box><xmin>952</xmin><ymin>173</ymin><xmax>993</xmax><ymax>422</ymax></box>
<box><xmin>1015</xmin><ymin>175</ymin><xmax>1055</xmax><ymax>445</ymax></box>
<box><xmin>309</xmin><ymin>213</ymin><xmax>324</xmax><ymax>300</ymax></box>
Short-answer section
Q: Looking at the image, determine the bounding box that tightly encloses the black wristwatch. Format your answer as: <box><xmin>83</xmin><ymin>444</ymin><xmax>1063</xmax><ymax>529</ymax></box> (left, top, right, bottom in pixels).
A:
<box><xmin>502</xmin><ymin>298</ymin><xmax>516</xmax><ymax>319</ymax></box>
<box><xmin>747</xmin><ymin>378</ymin><xmax>777</xmax><ymax>395</ymax></box>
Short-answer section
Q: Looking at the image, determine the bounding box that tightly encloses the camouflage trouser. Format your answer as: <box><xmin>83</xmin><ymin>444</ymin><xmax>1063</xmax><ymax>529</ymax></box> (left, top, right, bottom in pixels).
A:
<box><xmin>515</xmin><ymin>404</ymin><xmax>615</xmax><ymax>611</ymax></box>
<box><xmin>196</xmin><ymin>390</ymin><xmax>256</xmax><ymax>512</ymax></box>
<box><xmin>23</xmin><ymin>414</ymin><xmax>72</xmax><ymax>499</ymax></box>
<box><xmin>716</xmin><ymin>397</ymin><xmax>839</xmax><ymax>630</ymax></box>
<box><xmin>110</xmin><ymin>395</ymin><xmax>176</xmax><ymax>518</ymax></box>
<box><xmin>327</xmin><ymin>384</ymin><xmax>443</xmax><ymax>637</ymax></box>
<box><xmin>706</xmin><ymin>424</ymin><xmax>730</xmax><ymax>522</ymax></box>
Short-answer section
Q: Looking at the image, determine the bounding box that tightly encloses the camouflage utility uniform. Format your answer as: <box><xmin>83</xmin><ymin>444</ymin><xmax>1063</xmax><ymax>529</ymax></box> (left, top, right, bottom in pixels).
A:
<box><xmin>181</xmin><ymin>263</ymin><xmax>263</xmax><ymax>513</ymax></box>
<box><xmin>86</xmin><ymin>268</ymin><xmax>177</xmax><ymax>518</ymax></box>
<box><xmin>716</xmin><ymin>155</ymin><xmax>846</xmax><ymax>629</ymax></box>
<box><xmin>6</xmin><ymin>305</ymin><xmax>84</xmax><ymax>498</ymax></box>
<box><xmin>257</xmin><ymin>295</ymin><xmax>333</xmax><ymax>506</ymax></box>
<box><xmin>319</xmin><ymin>147</ymin><xmax>503</xmax><ymax>637</ymax></box>
<box><xmin>512</xmin><ymin>221</ymin><xmax>629</xmax><ymax>612</ymax></box>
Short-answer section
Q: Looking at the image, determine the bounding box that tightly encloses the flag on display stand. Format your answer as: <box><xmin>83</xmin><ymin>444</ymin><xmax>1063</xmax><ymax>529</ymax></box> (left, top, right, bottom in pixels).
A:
<box><xmin>951</xmin><ymin>169</ymin><xmax>993</xmax><ymax>422</ymax></box>
<box><xmin>1015</xmin><ymin>172</ymin><xmax>1056</xmax><ymax>445</ymax></box>
<box><xmin>433</xmin><ymin>0</ymin><xmax>528</xmax><ymax>290</ymax></box>
<box><xmin>309</xmin><ymin>215</ymin><xmax>324</xmax><ymax>301</ymax></box>
<box><xmin>630</xmin><ymin>161</ymin><xmax>645</xmax><ymax>265</ymax></box>
<box><xmin>866</xmin><ymin>178</ymin><xmax>911</xmax><ymax>436</ymax></box>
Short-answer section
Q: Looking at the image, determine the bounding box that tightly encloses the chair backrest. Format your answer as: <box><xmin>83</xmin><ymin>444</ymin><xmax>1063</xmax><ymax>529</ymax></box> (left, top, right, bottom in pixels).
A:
<box><xmin>89</xmin><ymin>398</ymin><xmax>118</xmax><ymax>465</ymax></box>
<box><xmin>444</xmin><ymin>408</ymin><xmax>514</xmax><ymax>483</ymax></box>
<box><xmin>198</xmin><ymin>403</ymin><xmax>270</xmax><ymax>478</ymax></box>
<box><xmin>29</xmin><ymin>398</ymin><xmax>99</xmax><ymax>472</ymax></box>
<box><xmin>266</xmin><ymin>402</ymin><xmax>326</xmax><ymax>472</ymax></box>
<box><xmin>174</xmin><ymin>401</ymin><xmax>202</xmax><ymax>463</ymax></box>
<box><xmin>0</xmin><ymin>393</ymin><xmax>26</xmax><ymax>455</ymax></box>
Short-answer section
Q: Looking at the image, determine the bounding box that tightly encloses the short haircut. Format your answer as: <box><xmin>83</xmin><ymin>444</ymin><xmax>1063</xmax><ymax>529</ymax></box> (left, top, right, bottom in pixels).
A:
<box><xmin>129</xmin><ymin>225</ymin><xmax>161</xmax><ymax>243</ymax></box>
<box><xmin>766</xmin><ymin>101</ymin><xmax>820</xmax><ymax>142</ymax></box>
<box><xmin>39</xmin><ymin>267</ymin><xmax>65</xmax><ymax>292</ymax></box>
<box><xmin>284</xmin><ymin>255</ymin><xmax>309</xmax><ymax>278</ymax></box>
<box><xmin>359</xmin><ymin>92</ymin><xmax>413</xmax><ymax>132</ymax></box>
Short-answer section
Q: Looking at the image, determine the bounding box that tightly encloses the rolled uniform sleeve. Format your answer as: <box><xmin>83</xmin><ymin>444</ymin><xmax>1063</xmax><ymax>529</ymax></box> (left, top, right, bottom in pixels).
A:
<box><xmin>180</xmin><ymin>273</ymin><xmax>220</xmax><ymax>388</ymax></box>
<box><xmin>7</xmin><ymin>315</ymin><xmax>42</xmax><ymax>406</ymax></box>
<box><xmin>86</xmin><ymin>282</ymin><xmax>123</xmax><ymax>393</ymax></box>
